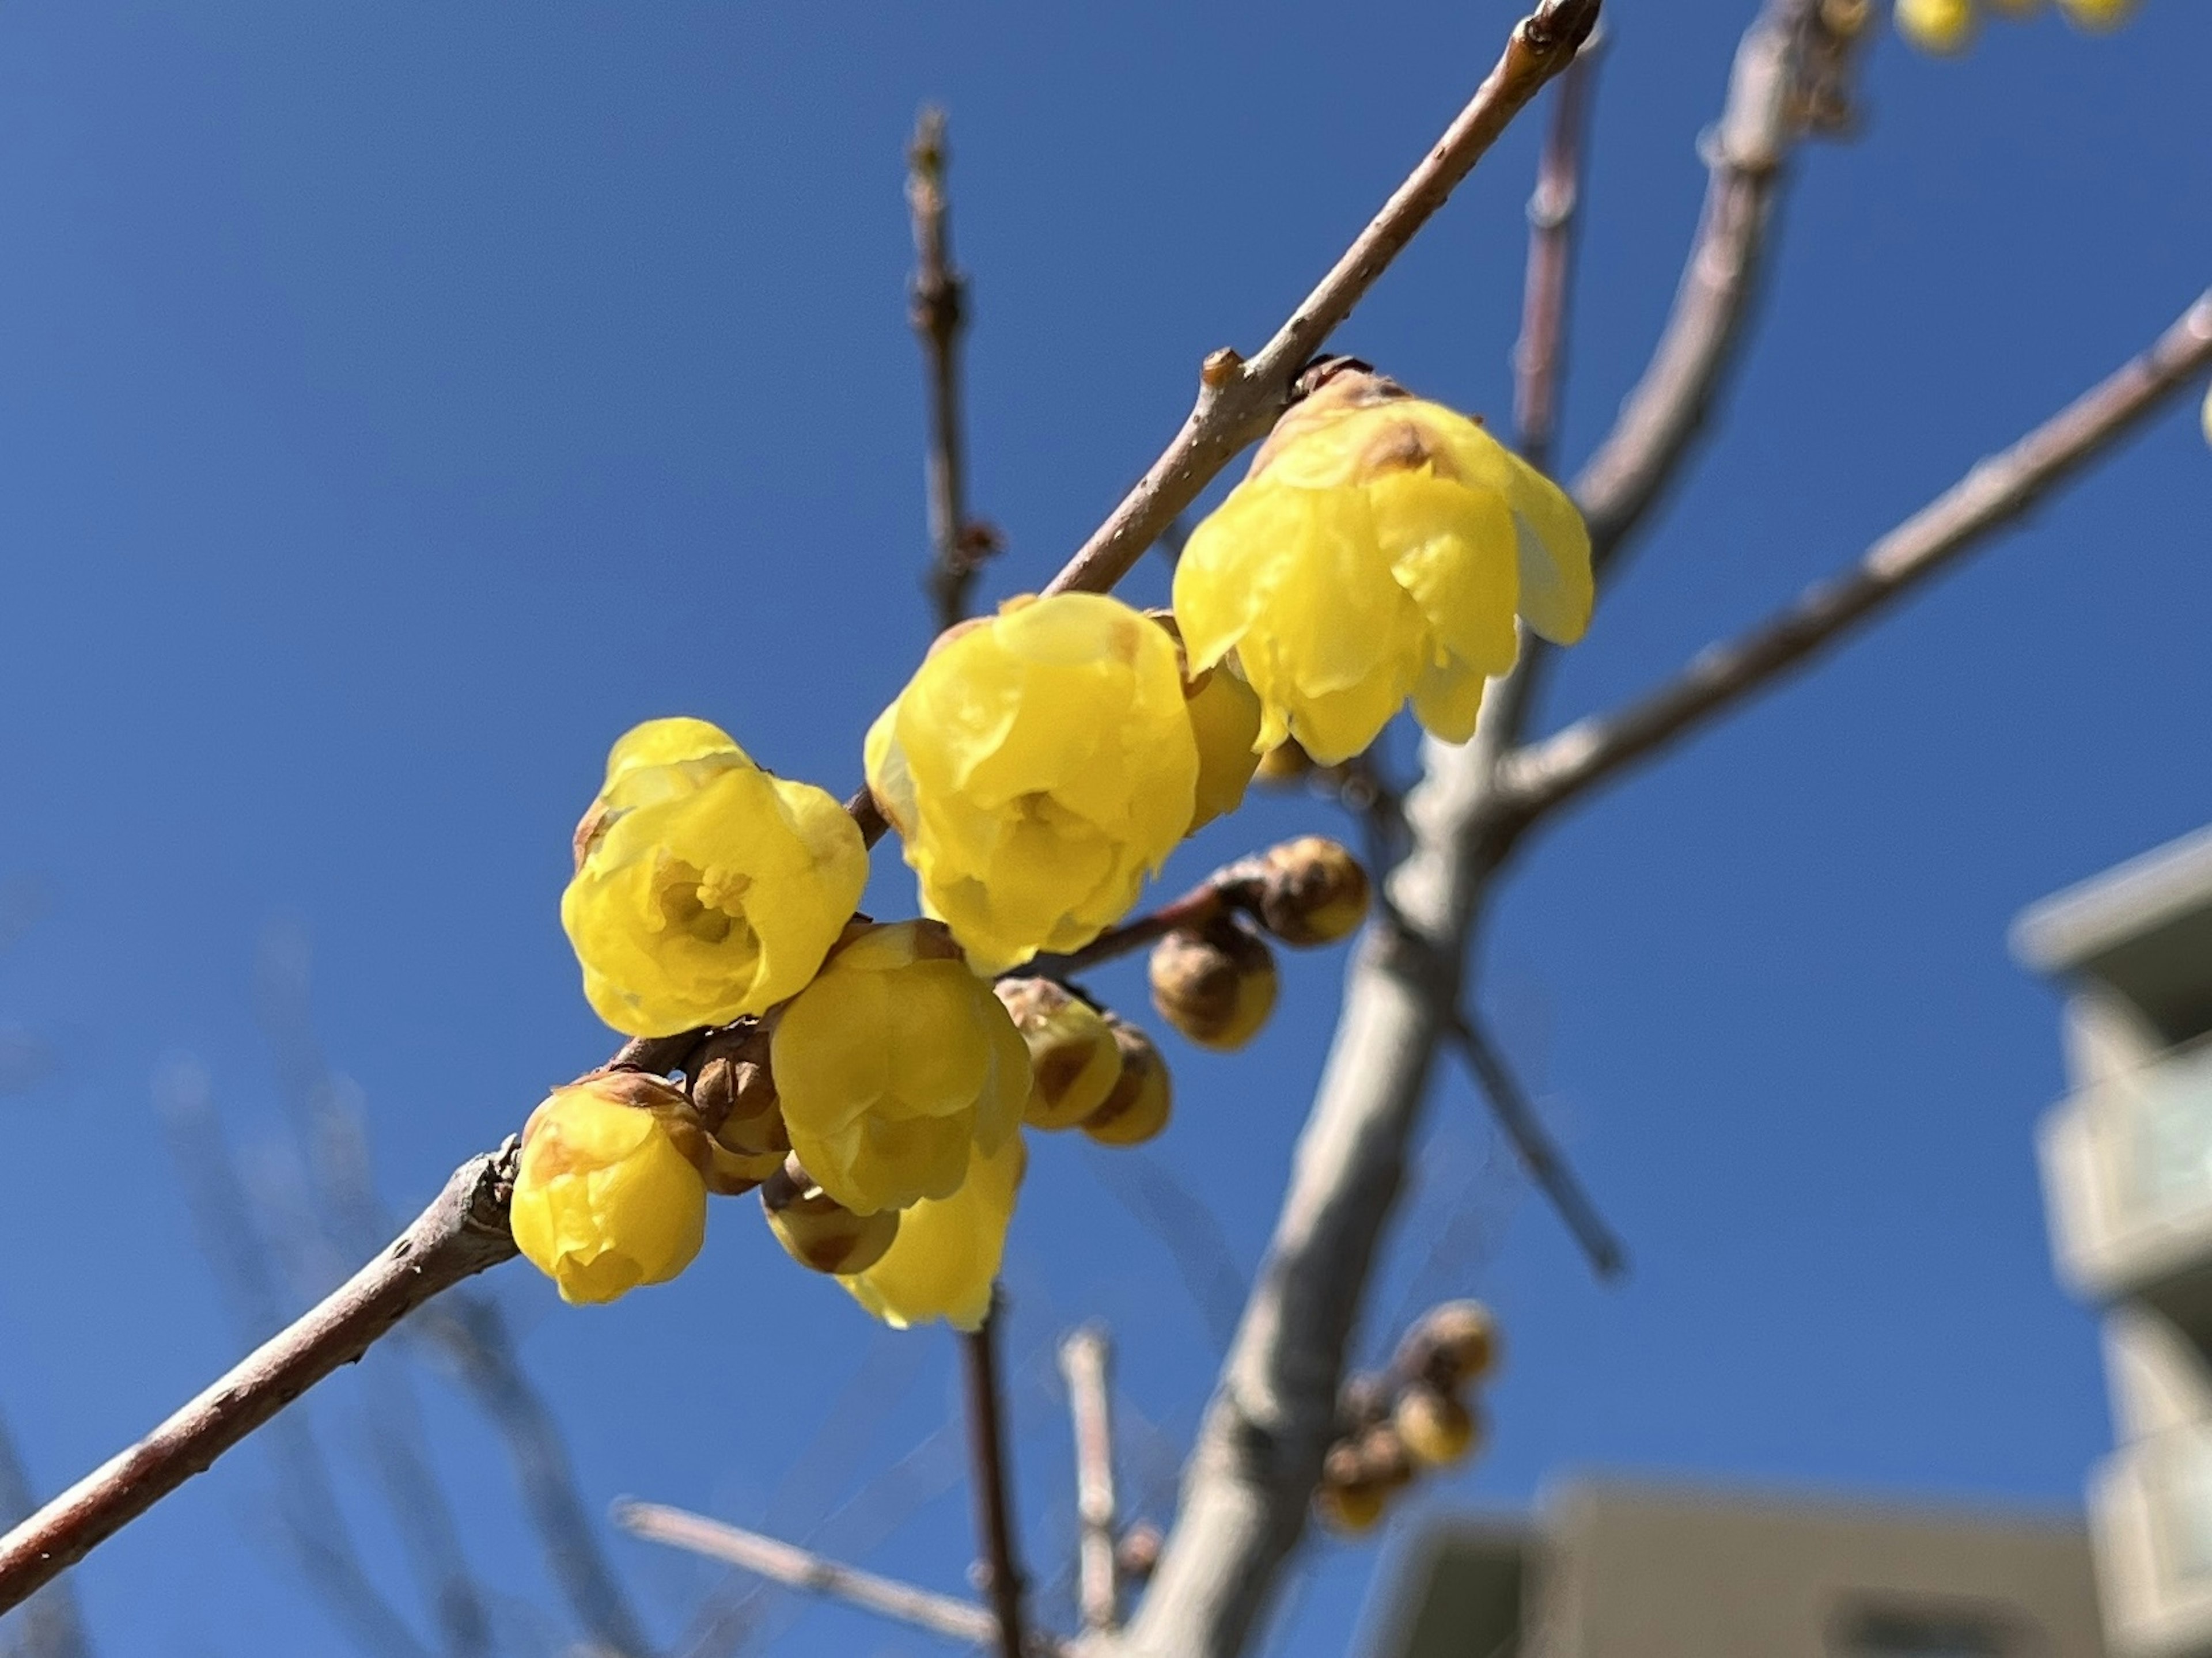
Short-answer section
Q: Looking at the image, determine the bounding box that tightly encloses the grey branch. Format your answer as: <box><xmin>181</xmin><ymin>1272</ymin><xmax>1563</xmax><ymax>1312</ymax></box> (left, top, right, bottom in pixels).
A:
<box><xmin>1513</xmin><ymin>29</ymin><xmax>1603</xmax><ymax>476</ymax></box>
<box><xmin>1044</xmin><ymin>0</ymin><xmax>1600</xmax><ymax>602</ymax></box>
<box><xmin>1445</xmin><ymin>1007</ymin><xmax>1624</xmax><ymax>1279</ymax></box>
<box><xmin>0</xmin><ymin>1411</ymin><xmax>93</xmax><ymax>1658</ymax></box>
<box><xmin>0</xmin><ymin>1148</ymin><xmax>520</xmax><ymax>1618</ymax></box>
<box><xmin>960</xmin><ymin>1309</ymin><xmax>1031</xmax><ymax>1657</ymax></box>
<box><xmin>1505</xmin><ymin>287</ymin><xmax>2212</xmax><ymax>818</ymax></box>
<box><xmin>908</xmin><ymin>106</ymin><xmax>991</xmax><ymax>632</ymax></box>
<box><xmin>1111</xmin><ymin>5</ymin><xmax>1834</xmax><ymax>1653</ymax></box>
<box><xmin>1059</xmin><ymin>1327</ymin><xmax>1120</xmax><ymax>1635</ymax></box>
<box><xmin>615</xmin><ymin>1501</ymin><xmax>1070</xmax><ymax>1656</ymax></box>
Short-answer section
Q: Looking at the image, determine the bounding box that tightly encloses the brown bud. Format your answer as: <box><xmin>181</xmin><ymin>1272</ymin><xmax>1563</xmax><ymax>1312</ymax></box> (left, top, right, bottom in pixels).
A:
<box><xmin>1115</xmin><ymin>1522</ymin><xmax>1164</xmax><ymax>1584</ymax></box>
<box><xmin>1148</xmin><ymin>920</ymin><xmax>1277</xmax><ymax>1052</ymax></box>
<box><xmin>1080</xmin><ymin>1019</ymin><xmax>1173</xmax><ymax>1147</ymax></box>
<box><xmin>1315</xmin><ymin>1445</ymin><xmax>1388</xmax><ymax>1535</ymax></box>
<box><xmin>1255</xmin><ymin>739</ymin><xmax>1314</xmax><ymax>784</ymax></box>
<box><xmin>994</xmin><ymin>978</ymin><xmax>1123</xmax><ymax>1131</ymax></box>
<box><xmin>1401</xmin><ymin>1300</ymin><xmax>1499</xmax><ymax>1389</ymax></box>
<box><xmin>1338</xmin><ymin>1372</ymin><xmax>1392</xmax><ymax>1435</ymax></box>
<box><xmin>1353</xmin><ymin>1425</ymin><xmax>1415</xmax><ymax>1492</ymax></box>
<box><xmin>1199</xmin><ymin>346</ymin><xmax>1244</xmax><ymax>389</ymax></box>
<box><xmin>1252</xmin><ymin>836</ymin><xmax>1370</xmax><ymax>947</ymax></box>
<box><xmin>761</xmin><ymin>1155</ymin><xmax>900</xmax><ymax>1275</ymax></box>
<box><xmin>1393</xmin><ymin>1387</ymin><xmax>1481</xmax><ymax>1470</ymax></box>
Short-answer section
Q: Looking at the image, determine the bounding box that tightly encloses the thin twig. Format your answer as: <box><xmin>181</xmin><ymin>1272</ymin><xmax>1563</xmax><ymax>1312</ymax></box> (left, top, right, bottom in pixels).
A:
<box><xmin>1505</xmin><ymin>289</ymin><xmax>2212</xmax><ymax>819</ymax></box>
<box><xmin>961</xmin><ymin>1307</ymin><xmax>1030</xmax><ymax>1657</ymax></box>
<box><xmin>1043</xmin><ymin>0</ymin><xmax>1601</xmax><ymax>602</ymax></box>
<box><xmin>1444</xmin><ymin>1007</ymin><xmax>1624</xmax><ymax>1280</ymax></box>
<box><xmin>1059</xmin><ymin>1327</ymin><xmax>1120</xmax><ymax>1636</ymax></box>
<box><xmin>616</xmin><ymin>1501</ymin><xmax>1067</xmax><ymax>1655</ymax></box>
<box><xmin>910</xmin><ymin>108</ymin><xmax>993</xmax><ymax>632</ymax></box>
<box><xmin>0</xmin><ymin>1149</ymin><xmax>520</xmax><ymax>1616</ymax></box>
<box><xmin>1513</xmin><ymin>31</ymin><xmax>1602</xmax><ymax>475</ymax></box>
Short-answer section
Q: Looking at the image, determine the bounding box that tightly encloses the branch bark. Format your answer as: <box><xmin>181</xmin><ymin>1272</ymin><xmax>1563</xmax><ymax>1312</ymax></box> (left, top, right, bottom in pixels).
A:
<box><xmin>1059</xmin><ymin>1326</ymin><xmax>1120</xmax><ymax>1636</ymax></box>
<box><xmin>0</xmin><ymin>1149</ymin><xmax>519</xmax><ymax>1617</ymax></box>
<box><xmin>1043</xmin><ymin>0</ymin><xmax>1601</xmax><ymax>602</ymax></box>
<box><xmin>1503</xmin><ymin>288</ymin><xmax>2212</xmax><ymax>818</ymax></box>
<box><xmin>961</xmin><ymin>1308</ymin><xmax>1031</xmax><ymax>1657</ymax></box>
<box><xmin>909</xmin><ymin>107</ymin><xmax>991</xmax><ymax>633</ymax></box>
<box><xmin>1513</xmin><ymin>32</ymin><xmax>1603</xmax><ymax>475</ymax></box>
<box><xmin>0</xmin><ymin>1413</ymin><xmax>93</xmax><ymax>1658</ymax></box>
<box><xmin>615</xmin><ymin>1500</ymin><xmax>1069</xmax><ymax>1655</ymax></box>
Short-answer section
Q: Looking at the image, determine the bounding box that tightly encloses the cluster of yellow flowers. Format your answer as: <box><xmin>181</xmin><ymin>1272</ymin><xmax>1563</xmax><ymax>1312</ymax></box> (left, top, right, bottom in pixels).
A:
<box><xmin>1315</xmin><ymin>1301</ymin><xmax>1501</xmax><ymax>1534</ymax></box>
<box><xmin>509</xmin><ymin>367</ymin><xmax>1593</xmax><ymax>1330</ymax></box>
<box><xmin>1893</xmin><ymin>0</ymin><xmax>2137</xmax><ymax>56</ymax></box>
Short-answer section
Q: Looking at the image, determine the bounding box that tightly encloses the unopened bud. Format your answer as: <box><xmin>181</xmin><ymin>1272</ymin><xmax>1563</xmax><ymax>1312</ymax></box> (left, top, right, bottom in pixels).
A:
<box><xmin>1402</xmin><ymin>1300</ymin><xmax>1499</xmax><ymax>1388</ymax></box>
<box><xmin>1354</xmin><ymin>1425</ymin><xmax>1415</xmax><ymax>1492</ymax></box>
<box><xmin>689</xmin><ymin>1031</ymin><xmax>789</xmax><ymax>1193</ymax></box>
<box><xmin>1115</xmin><ymin>1522</ymin><xmax>1164</xmax><ymax>1584</ymax></box>
<box><xmin>1255</xmin><ymin>739</ymin><xmax>1313</xmax><ymax>784</ymax></box>
<box><xmin>995</xmin><ymin>978</ymin><xmax>1123</xmax><ymax>1131</ymax></box>
<box><xmin>1253</xmin><ymin>836</ymin><xmax>1369</xmax><ymax>947</ymax></box>
<box><xmin>1080</xmin><ymin>1019</ymin><xmax>1173</xmax><ymax>1147</ymax></box>
<box><xmin>762</xmin><ymin>1155</ymin><xmax>900</xmax><ymax>1275</ymax></box>
<box><xmin>1338</xmin><ymin>1373</ymin><xmax>1392</xmax><ymax>1434</ymax></box>
<box><xmin>1393</xmin><ymin>1387</ymin><xmax>1480</xmax><ymax>1469</ymax></box>
<box><xmin>1149</xmin><ymin>920</ymin><xmax>1277</xmax><ymax>1052</ymax></box>
<box><xmin>1316</xmin><ymin>1443</ymin><xmax>1387</xmax><ymax>1534</ymax></box>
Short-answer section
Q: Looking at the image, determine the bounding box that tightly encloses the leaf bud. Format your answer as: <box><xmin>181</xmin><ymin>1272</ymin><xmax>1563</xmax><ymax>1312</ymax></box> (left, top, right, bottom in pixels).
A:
<box><xmin>994</xmin><ymin>978</ymin><xmax>1124</xmax><ymax>1130</ymax></box>
<box><xmin>1115</xmin><ymin>1522</ymin><xmax>1164</xmax><ymax>1585</ymax></box>
<box><xmin>1148</xmin><ymin>920</ymin><xmax>1277</xmax><ymax>1052</ymax></box>
<box><xmin>1252</xmin><ymin>836</ymin><xmax>1370</xmax><ymax>947</ymax></box>
<box><xmin>1393</xmin><ymin>1387</ymin><xmax>1482</xmax><ymax>1470</ymax></box>
<box><xmin>761</xmin><ymin>1155</ymin><xmax>901</xmax><ymax>1276</ymax></box>
<box><xmin>1079</xmin><ymin>1018</ymin><xmax>1173</xmax><ymax>1147</ymax></box>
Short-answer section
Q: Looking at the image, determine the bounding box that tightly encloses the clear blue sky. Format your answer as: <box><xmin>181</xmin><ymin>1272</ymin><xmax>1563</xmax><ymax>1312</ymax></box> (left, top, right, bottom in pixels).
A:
<box><xmin>1</xmin><ymin>2</ymin><xmax>2207</xmax><ymax>1653</ymax></box>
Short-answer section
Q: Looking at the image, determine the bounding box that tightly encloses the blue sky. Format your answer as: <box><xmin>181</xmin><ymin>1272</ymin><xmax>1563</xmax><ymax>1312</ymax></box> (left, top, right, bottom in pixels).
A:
<box><xmin>0</xmin><ymin>1</ymin><xmax>2207</xmax><ymax>1653</ymax></box>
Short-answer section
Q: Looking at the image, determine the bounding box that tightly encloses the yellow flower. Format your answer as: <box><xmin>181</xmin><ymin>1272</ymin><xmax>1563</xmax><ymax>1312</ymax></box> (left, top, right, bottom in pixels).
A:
<box><xmin>509</xmin><ymin>1074</ymin><xmax>709</xmax><ymax>1305</ymax></box>
<box><xmin>1895</xmin><ymin>0</ymin><xmax>1979</xmax><ymax>51</ymax></box>
<box><xmin>771</xmin><ymin>921</ymin><xmax>1031</xmax><ymax>1215</ymax></box>
<box><xmin>2056</xmin><ymin>0</ymin><xmax>2135</xmax><ymax>29</ymax></box>
<box><xmin>865</xmin><ymin>595</ymin><xmax>1200</xmax><ymax>972</ymax></box>
<box><xmin>1173</xmin><ymin>368</ymin><xmax>1591</xmax><ymax>765</ymax></box>
<box><xmin>1149</xmin><ymin>612</ymin><xmax>1263</xmax><ymax>833</ymax></box>
<box><xmin>562</xmin><ymin>718</ymin><xmax>869</xmax><ymax>1037</ymax></box>
<box><xmin>843</xmin><ymin>1132</ymin><xmax>1026</xmax><ymax>1331</ymax></box>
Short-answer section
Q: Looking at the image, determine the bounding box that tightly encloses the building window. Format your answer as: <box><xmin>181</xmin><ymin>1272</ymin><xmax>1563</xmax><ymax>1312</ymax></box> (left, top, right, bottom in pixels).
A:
<box><xmin>1830</xmin><ymin>1603</ymin><xmax>2018</xmax><ymax>1657</ymax></box>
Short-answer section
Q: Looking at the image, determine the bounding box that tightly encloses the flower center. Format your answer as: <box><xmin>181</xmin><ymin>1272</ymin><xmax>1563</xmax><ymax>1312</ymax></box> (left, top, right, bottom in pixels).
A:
<box><xmin>653</xmin><ymin>856</ymin><xmax>755</xmax><ymax>947</ymax></box>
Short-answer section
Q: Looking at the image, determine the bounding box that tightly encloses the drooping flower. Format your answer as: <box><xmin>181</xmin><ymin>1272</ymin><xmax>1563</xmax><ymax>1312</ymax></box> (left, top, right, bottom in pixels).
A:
<box><xmin>842</xmin><ymin>1132</ymin><xmax>1027</xmax><ymax>1332</ymax></box>
<box><xmin>1173</xmin><ymin>367</ymin><xmax>1592</xmax><ymax>765</ymax></box>
<box><xmin>865</xmin><ymin>595</ymin><xmax>1200</xmax><ymax>972</ymax></box>
<box><xmin>509</xmin><ymin>1073</ymin><xmax>710</xmax><ymax>1305</ymax></box>
<box><xmin>1895</xmin><ymin>0</ymin><xmax>1979</xmax><ymax>51</ymax></box>
<box><xmin>1149</xmin><ymin>612</ymin><xmax>1263</xmax><ymax>833</ymax></box>
<box><xmin>771</xmin><ymin>921</ymin><xmax>1030</xmax><ymax>1215</ymax></box>
<box><xmin>562</xmin><ymin>718</ymin><xmax>869</xmax><ymax>1038</ymax></box>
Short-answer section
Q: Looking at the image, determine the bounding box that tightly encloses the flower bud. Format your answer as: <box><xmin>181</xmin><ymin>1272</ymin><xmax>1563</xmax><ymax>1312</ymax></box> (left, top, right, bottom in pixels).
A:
<box><xmin>1393</xmin><ymin>1387</ymin><xmax>1480</xmax><ymax>1469</ymax></box>
<box><xmin>1147</xmin><ymin>611</ymin><xmax>1262</xmax><ymax>833</ymax></box>
<box><xmin>1353</xmin><ymin>1425</ymin><xmax>1415</xmax><ymax>1492</ymax></box>
<box><xmin>510</xmin><ymin>1073</ymin><xmax>710</xmax><ymax>1305</ymax></box>
<box><xmin>1255</xmin><ymin>739</ymin><xmax>1314</xmax><ymax>784</ymax></box>
<box><xmin>994</xmin><ymin>978</ymin><xmax>1123</xmax><ymax>1131</ymax></box>
<box><xmin>1893</xmin><ymin>0</ymin><xmax>1976</xmax><ymax>52</ymax></box>
<box><xmin>2056</xmin><ymin>0</ymin><xmax>2135</xmax><ymax>32</ymax></box>
<box><xmin>1252</xmin><ymin>836</ymin><xmax>1370</xmax><ymax>947</ymax></box>
<box><xmin>1316</xmin><ymin>1443</ymin><xmax>1387</xmax><ymax>1535</ymax></box>
<box><xmin>1400</xmin><ymin>1300</ymin><xmax>1499</xmax><ymax>1388</ymax></box>
<box><xmin>762</xmin><ymin>1156</ymin><xmax>901</xmax><ymax>1276</ymax></box>
<box><xmin>1149</xmin><ymin>921</ymin><xmax>1277</xmax><ymax>1052</ymax></box>
<box><xmin>1080</xmin><ymin>1019</ymin><xmax>1173</xmax><ymax>1147</ymax></box>
<box><xmin>685</xmin><ymin>1029</ymin><xmax>789</xmax><ymax>1193</ymax></box>
<box><xmin>1115</xmin><ymin>1523</ymin><xmax>1164</xmax><ymax>1584</ymax></box>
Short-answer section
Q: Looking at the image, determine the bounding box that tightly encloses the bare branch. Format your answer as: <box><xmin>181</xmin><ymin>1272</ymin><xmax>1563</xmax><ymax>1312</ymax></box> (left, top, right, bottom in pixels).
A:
<box><xmin>961</xmin><ymin>1307</ymin><xmax>1031</xmax><ymax>1657</ymax></box>
<box><xmin>1445</xmin><ymin>1007</ymin><xmax>1624</xmax><ymax>1279</ymax></box>
<box><xmin>0</xmin><ymin>1148</ymin><xmax>520</xmax><ymax>1617</ymax></box>
<box><xmin>1513</xmin><ymin>31</ymin><xmax>1604</xmax><ymax>475</ymax></box>
<box><xmin>910</xmin><ymin>107</ymin><xmax>998</xmax><ymax>632</ymax></box>
<box><xmin>1506</xmin><ymin>288</ymin><xmax>2212</xmax><ymax>819</ymax></box>
<box><xmin>1059</xmin><ymin>1327</ymin><xmax>1120</xmax><ymax>1636</ymax></box>
<box><xmin>1572</xmin><ymin>0</ymin><xmax>1823</xmax><ymax>572</ymax></box>
<box><xmin>616</xmin><ymin>1501</ymin><xmax>1070</xmax><ymax>1656</ymax></box>
<box><xmin>1042</xmin><ymin>0</ymin><xmax>1601</xmax><ymax>602</ymax></box>
<box><xmin>0</xmin><ymin>1412</ymin><xmax>93</xmax><ymax>1658</ymax></box>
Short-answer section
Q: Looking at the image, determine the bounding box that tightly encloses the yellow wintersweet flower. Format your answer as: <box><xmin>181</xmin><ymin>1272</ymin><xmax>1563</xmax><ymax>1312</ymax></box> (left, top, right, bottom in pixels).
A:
<box><xmin>509</xmin><ymin>1074</ymin><xmax>710</xmax><ymax>1306</ymax></box>
<box><xmin>2056</xmin><ymin>0</ymin><xmax>2135</xmax><ymax>31</ymax></box>
<box><xmin>562</xmin><ymin>718</ymin><xmax>869</xmax><ymax>1037</ymax></box>
<box><xmin>1148</xmin><ymin>612</ymin><xmax>1263</xmax><ymax>833</ymax></box>
<box><xmin>1896</xmin><ymin>0</ymin><xmax>1979</xmax><ymax>51</ymax></box>
<box><xmin>842</xmin><ymin>1132</ymin><xmax>1026</xmax><ymax>1331</ymax></box>
<box><xmin>771</xmin><ymin>921</ymin><xmax>1031</xmax><ymax>1215</ymax></box>
<box><xmin>865</xmin><ymin>595</ymin><xmax>1200</xmax><ymax>972</ymax></box>
<box><xmin>1173</xmin><ymin>367</ymin><xmax>1591</xmax><ymax>766</ymax></box>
